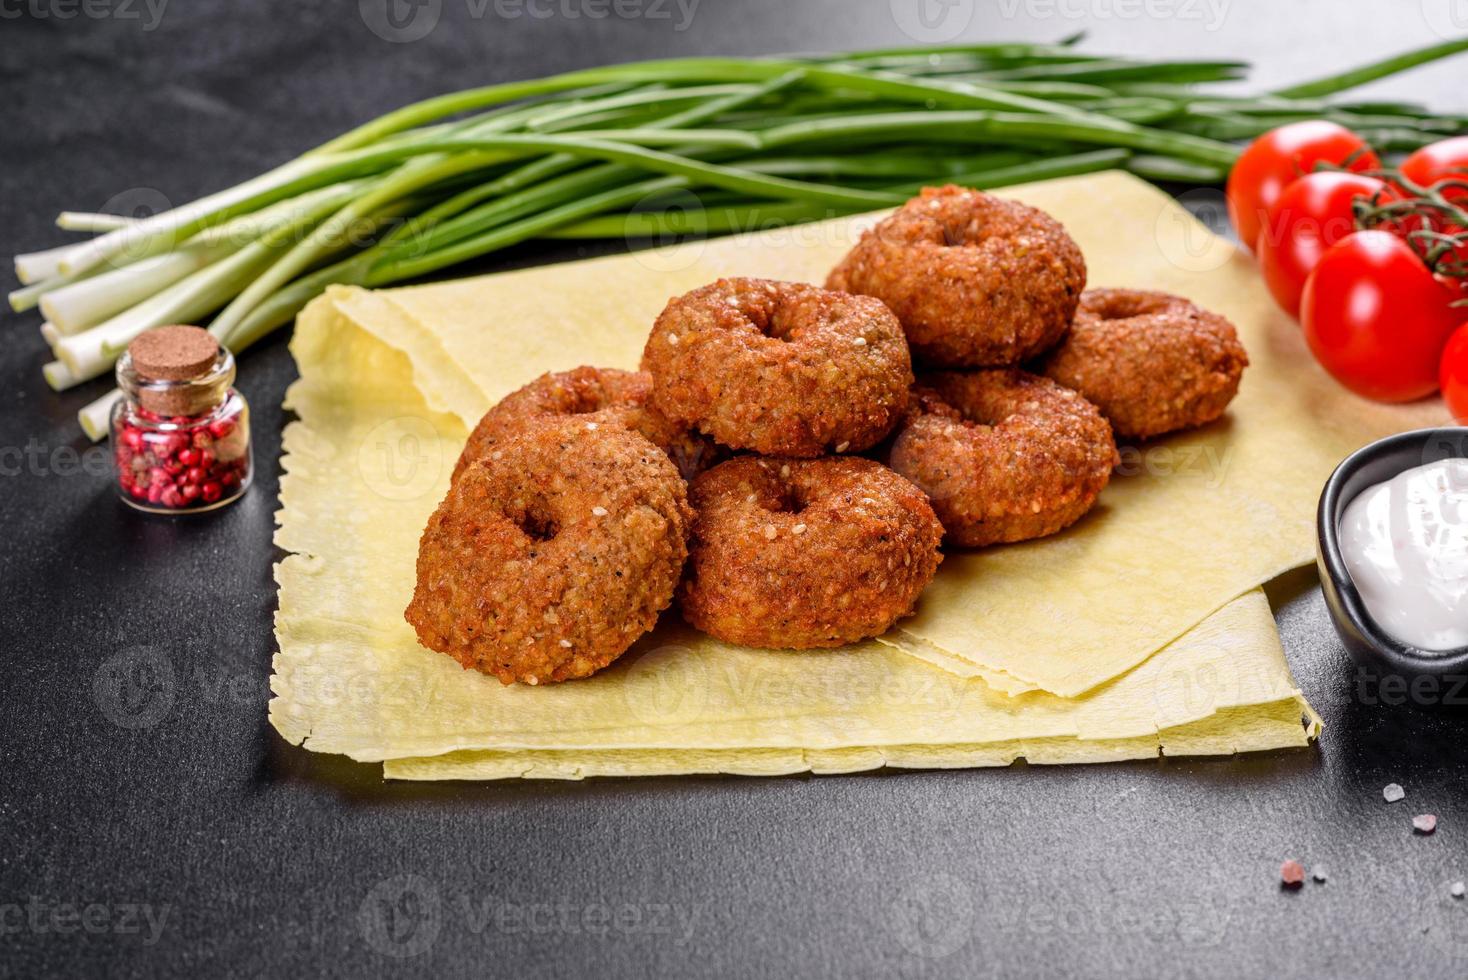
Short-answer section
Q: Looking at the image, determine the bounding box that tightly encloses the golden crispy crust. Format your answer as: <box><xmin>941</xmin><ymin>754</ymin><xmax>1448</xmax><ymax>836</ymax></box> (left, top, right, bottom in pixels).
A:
<box><xmin>826</xmin><ymin>185</ymin><xmax>1086</xmax><ymax>367</ymax></box>
<box><xmin>407</xmin><ymin>418</ymin><xmax>692</xmax><ymax>685</ymax></box>
<box><xmin>679</xmin><ymin>456</ymin><xmax>943</xmax><ymax>649</ymax></box>
<box><xmin>641</xmin><ymin>278</ymin><xmax>913</xmax><ymax>457</ymax></box>
<box><xmin>889</xmin><ymin>370</ymin><xmax>1117</xmax><ymax>547</ymax></box>
<box><xmin>1036</xmin><ymin>289</ymin><xmax>1249</xmax><ymax>440</ymax></box>
<box><xmin>452</xmin><ymin>366</ymin><xmax>721</xmax><ymax>483</ymax></box>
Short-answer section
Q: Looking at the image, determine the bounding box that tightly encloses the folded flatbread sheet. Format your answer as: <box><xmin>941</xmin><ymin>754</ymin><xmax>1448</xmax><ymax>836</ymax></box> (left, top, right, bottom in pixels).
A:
<box><xmin>268</xmin><ymin>176</ymin><xmax>1347</xmax><ymax>779</ymax></box>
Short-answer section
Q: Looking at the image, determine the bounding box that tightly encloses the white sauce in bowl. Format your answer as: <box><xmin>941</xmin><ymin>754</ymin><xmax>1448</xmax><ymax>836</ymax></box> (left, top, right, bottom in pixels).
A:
<box><xmin>1339</xmin><ymin>458</ymin><xmax>1468</xmax><ymax>652</ymax></box>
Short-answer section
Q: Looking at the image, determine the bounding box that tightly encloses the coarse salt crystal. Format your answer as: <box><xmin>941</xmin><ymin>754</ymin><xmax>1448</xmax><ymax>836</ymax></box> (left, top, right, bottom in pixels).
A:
<box><xmin>491</xmin><ymin>451</ymin><xmax>504</xmax><ymax>460</ymax></box>
<box><xmin>526</xmin><ymin>676</ymin><xmax>539</xmax><ymax>686</ymax></box>
<box><xmin>763</xmin><ymin>525</ymin><xmax>778</xmax><ymax>540</ymax></box>
<box><xmin>585</xmin><ymin>422</ymin><xmax>598</xmax><ymax>431</ymax></box>
<box><xmin>1280</xmin><ymin>860</ymin><xmax>1305</xmax><ymax>887</ymax></box>
<box><xmin>853</xmin><ymin>336</ymin><xmax>867</xmax><ymax>346</ymax></box>
<box><xmin>1383</xmin><ymin>783</ymin><xmax>1405</xmax><ymax>803</ymax></box>
<box><xmin>1413</xmin><ymin>814</ymin><xmax>1438</xmax><ymax>834</ymax></box>
<box><xmin>861</xmin><ymin>497</ymin><xmax>876</xmax><ymax>506</ymax></box>
<box><xmin>1311</xmin><ymin>866</ymin><xmax>1327</xmax><ymax>883</ymax></box>
<box><xmin>558</xmin><ymin>639</ymin><xmax>572</xmax><ymax>648</ymax></box>
<box><xmin>592</xmin><ymin>506</ymin><xmax>608</xmax><ymax>516</ymax></box>
<box><xmin>792</xmin><ymin>524</ymin><xmax>807</xmax><ymax>535</ymax></box>
<box><xmin>1452</xmin><ymin>882</ymin><xmax>1465</xmax><ymax>898</ymax></box>
<box><xmin>667</xmin><ymin>333</ymin><xmax>679</xmax><ymax>345</ymax></box>
<box><xmin>835</xmin><ymin>442</ymin><xmax>850</xmax><ymax>453</ymax></box>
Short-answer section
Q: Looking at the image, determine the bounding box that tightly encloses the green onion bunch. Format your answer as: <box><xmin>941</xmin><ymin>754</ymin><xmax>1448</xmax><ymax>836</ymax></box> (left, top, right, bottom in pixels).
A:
<box><xmin>11</xmin><ymin>35</ymin><xmax>1468</xmax><ymax>438</ymax></box>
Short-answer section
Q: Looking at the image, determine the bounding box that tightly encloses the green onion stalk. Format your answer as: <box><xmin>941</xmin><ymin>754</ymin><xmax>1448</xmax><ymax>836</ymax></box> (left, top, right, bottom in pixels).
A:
<box><xmin>10</xmin><ymin>38</ymin><xmax>1468</xmax><ymax>440</ymax></box>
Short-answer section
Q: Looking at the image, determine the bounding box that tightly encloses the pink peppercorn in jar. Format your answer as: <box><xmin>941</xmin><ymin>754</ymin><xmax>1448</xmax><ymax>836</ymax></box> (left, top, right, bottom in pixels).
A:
<box><xmin>109</xmin><ymin>325</ymin><xmax>252</xmax><ymax>514</ymax></box>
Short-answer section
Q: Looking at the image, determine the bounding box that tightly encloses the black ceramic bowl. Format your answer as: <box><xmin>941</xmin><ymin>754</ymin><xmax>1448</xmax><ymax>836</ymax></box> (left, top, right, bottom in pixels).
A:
<box><xmin>1316</xmin><ymin>427</ymin><xmax>1468</xmax><ymax>679</ymax></box>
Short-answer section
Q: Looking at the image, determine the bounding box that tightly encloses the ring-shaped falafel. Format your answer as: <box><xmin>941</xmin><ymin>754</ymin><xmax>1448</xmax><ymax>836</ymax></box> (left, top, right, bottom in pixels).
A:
<box><xmin>889</xmin><ymin>370</ymin><xmax>1118</xmax><ymax>547</ymax></box>
<box><xmin>408</xmin><ymin>417</ymin><xmax>692</xmax><ymax>685</ymax></box>
<box><xmin>1036</xmin><ymin>288</ymin><xmax>1248</xmax><ymax>440</ymax></box>
<box><xmin>641</xmin><ymin>278</ymin><xmax>913</xmax><ymax>457</ymax></box>
<box><xmin>452</xmin><ymin>366</ymin><xmax>720</xmax><ymax>482</ymax></box>
<box><xmin>678</xmin><ymin>456</ymin><xmax>944</xmax><ymax>649</ymax></box>
<box><xmin>826</xmin><ymin>184</ymin><xmax>1086</xmax><ymax>367</ymax></box>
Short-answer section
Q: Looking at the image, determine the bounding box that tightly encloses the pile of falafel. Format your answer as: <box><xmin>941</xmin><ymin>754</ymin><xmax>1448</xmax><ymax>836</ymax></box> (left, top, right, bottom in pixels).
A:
<box><xmin>406</xmin><ymin>185</ymin><xmax>1248</xmax><ymax>685</ymax></box>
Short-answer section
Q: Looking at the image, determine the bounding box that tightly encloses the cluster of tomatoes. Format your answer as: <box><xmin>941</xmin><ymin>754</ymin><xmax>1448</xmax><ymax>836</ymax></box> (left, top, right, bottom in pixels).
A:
<box><xmin>1226</xmin><ymin>122</ymin><xmax>1468</xmax><ymax>421</ymax></box>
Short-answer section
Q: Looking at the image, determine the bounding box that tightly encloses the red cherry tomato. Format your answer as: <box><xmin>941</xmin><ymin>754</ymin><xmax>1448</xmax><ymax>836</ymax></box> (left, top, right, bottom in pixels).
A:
<box><xmin>1398</xmin><ymin>137</ymin><xmax>1468</xmax><ymax>285</ymax></box>
<box><xmin>1401</xmin><ymin>136</ymin><xmax>1468</xmax><ymax>201</ymax></box>
<box><xmin>1227</xmin><ymin>121</ymin><xmax>1381</xmax><ymax>254</ymax></box>
<box><xmin>1442</xmin><ymin>323</ymin><xmax>1468</xmax><ymax>424</ymax></box>
<box><xmin>1256</xmin><ymin>171</ymin><xmax>1390</xmax><ymax>318</ymax></box>
<box><xmin>1301</xmin><ymin>230</ymin><xmax>1462</xmax><ymax>402</ymax></box>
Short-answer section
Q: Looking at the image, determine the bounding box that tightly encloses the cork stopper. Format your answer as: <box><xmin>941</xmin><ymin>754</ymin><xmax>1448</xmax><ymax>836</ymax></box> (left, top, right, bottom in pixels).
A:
<box><xmin>124</xmin><ymin>322</ymin><xmax>224</xmax><ymax>410</ymax></box>
<box><xmin>128</xmin><ymin>325</ymin><xmax>219</xmax><ymax>381</ymax></box>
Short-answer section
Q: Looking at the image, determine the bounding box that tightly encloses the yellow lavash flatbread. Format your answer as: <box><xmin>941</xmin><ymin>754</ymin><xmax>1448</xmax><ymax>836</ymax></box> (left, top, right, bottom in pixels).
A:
<box><xmin>303</xmin><ymin>170</ymin><xmax>1442</xmax><ymax>698</ymax></box>
<box><xmin>270</xmin><ymin>292</ymin><xmax>1319</xmax><ymax>778</ymax></box>
<box><xmin>382</xmin><ymin>703</ymin><xmax>1316</xmax><ymax>781</ymax></box>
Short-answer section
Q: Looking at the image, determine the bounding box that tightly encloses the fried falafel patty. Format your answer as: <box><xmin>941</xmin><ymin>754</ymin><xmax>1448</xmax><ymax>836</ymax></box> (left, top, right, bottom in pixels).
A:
<box><xmin>826</xmin><ymin>185</ymin><xmax>1086</xmax><ymax>367</ymax></box>
<box><xmin>407</xmin><ymin>417</ymin><xmax>692</xmax><ymax>685</ymax></box>
<box><xmin>889</xmin><ymin>370</ymin><xmax>1118</xmax><ymax>548</ymax></box>
<box><xmin>1036</xmin><ymin>288</ymin><xmax>1248</xmax><ymax>440</ymax></box>
<box><xmin>452</xmin><ymin>366</ymin><xmax>721</xmax><ymax>482</ymax></box>
<box><xmin>679</xmin><ymin>456</ymin><xmax>943</xmax><ymax>649</ymax></box>
<box><xmin>641</xmin><ymin>278</ymin><xmax>913</xmax><ymax>457</ymax></box>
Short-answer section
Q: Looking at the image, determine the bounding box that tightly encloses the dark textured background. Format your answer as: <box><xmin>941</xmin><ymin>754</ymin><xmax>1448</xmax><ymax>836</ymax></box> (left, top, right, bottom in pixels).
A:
<box><xmin>3</xmin><ymin>1</ymin><xmax>1468</xmax><ymax>976</ymax></box>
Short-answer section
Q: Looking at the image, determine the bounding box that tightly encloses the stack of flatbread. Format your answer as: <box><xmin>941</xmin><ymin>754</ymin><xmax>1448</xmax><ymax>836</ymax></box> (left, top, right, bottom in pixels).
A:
<box><xmin>269</xmin><ymin>172</ymin><xmax>1441</xmax><ymax>780</ymax></box>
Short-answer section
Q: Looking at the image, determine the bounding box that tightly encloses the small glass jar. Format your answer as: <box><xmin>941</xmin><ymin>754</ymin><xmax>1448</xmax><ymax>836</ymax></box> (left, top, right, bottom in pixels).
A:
<box><xmin>110</xmin><ymin>326</ymin><xmax>252</xmax><ymax>514</ymax></box>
